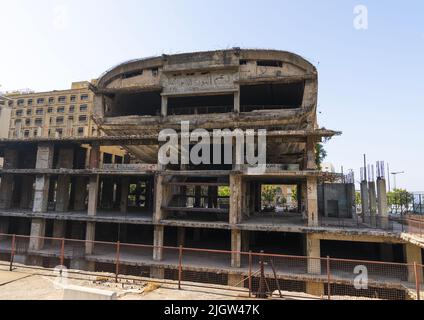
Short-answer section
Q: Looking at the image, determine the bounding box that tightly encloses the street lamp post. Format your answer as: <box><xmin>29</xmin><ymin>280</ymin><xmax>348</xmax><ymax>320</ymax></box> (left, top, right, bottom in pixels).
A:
<box><xmin>391</xmin><ymin>171</ymin><xmax>405</xmax><ymax>190</ymax></box>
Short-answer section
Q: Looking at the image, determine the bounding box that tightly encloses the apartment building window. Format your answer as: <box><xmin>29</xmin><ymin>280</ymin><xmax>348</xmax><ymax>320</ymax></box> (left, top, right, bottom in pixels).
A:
<box><xmin>15</xmin><ymin>119</ymin><xmax>21</xmax><ymax>125</ymax></box>
<box><xmin>58</xmin><ymin>96</ymin><xmax>66</xmax><ymax>103</ymax></box>
<box><xmin>35</xmin><ymin>118</ymin><xmax>43</xmax><ymax>125</ymax></box>
<box><xmin>56</xmin><ymin>129</ymin><xmax>63</xmax><ymax>137</ymax></box>
<box><xmin>28</xmin><ymin>99</ymin><xmax>33</xmax><ymax>106</ymax></box>
<box><xmin>79</xmin><ymin>104</ymin><xmax>88</xmax><ymax>112</ymax></box>
<box><xmin>36</xmin><ymin>108</ymin><xmax>43</xmax><ymax>115</ymax></box>
<box><xmin>57</xmin><ymin>106</ymin><xmax>65</xmax><ymax>113</ymax></box>
<box><xmin>26</xmin><ymin>109</ymin><xmax>32</xmax><ymax>116</ymax></box>
<box><xmin>49</xmin><ymin>117</ymin><xmax>54</xmax><ymax>124</ymax></box>
<box><xmin>25</xmin><ymin>118</ymin><xmax>31</xmax><ymax>126</ymax></box>
<box><xmin>37</xmin><ymin>98</ymin><xmax>45</xmax><ymax>105</ymax></box>
<box><xmin>70</xmin><ymin>95</ymin><xmax>76</xmax><ymax>102</ymax></box>
<box><xmin>56</xmin><ymin>117</ymin><xmax>64</xmax><ymax>125</ymax></box>
<box><xmin>17</xmin><ymin>99</ymin><xmax>25</xmax><ymax>106</ymax></box>
<box><xmin>16</xmin><ymin>110</ymin><xmax>23</xmax><ymax>117</ymax></box>
<box><xmin>47</xmin><ymin>107</ymin><xmax>53</xmax><ymax>113</ymax></box>
<box><xmin>24</xmin><ymin>130</ymin><xmax>30</xmax><ymax>138</ymax></box>
<box><xmin>69</xmin><ymin>105</ymin><xmax>75</xmax><ymax>113</ymax></box>
<box><xmin>80</xmin><ymin>94</ymin><xmax>89</xmax><ymax>101</ymax></box>
<box><xmin>79</xmin><ymin>115</ymin><xmax>87</xmax><ymax>123</ymax></box>
<box><xmin>152</xmin><ymin>68</ymin><xmax>159</xmax><ymax>76</ymax></box>
<box><xmin>48</xmin><ymin>97</ymin><xmax>55</xmax><ymax>104</ymax></box>
<box><xmin>68</xmin><ymin>116</ymin><xmax>74</xmax><ymax>123</ymax></box>
<box><xmin>8</xmin><ymin>101</ymin><xmax>13</xmax><ymax>107</ymax></box>
<box><xmin>77</xmin><ymin>127</ymin><xmax>84</xmax><ymax>136</ymax></box>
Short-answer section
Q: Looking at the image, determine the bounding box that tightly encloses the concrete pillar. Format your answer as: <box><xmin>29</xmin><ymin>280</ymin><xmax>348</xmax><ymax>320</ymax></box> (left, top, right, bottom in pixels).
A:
<box><xmin>230</xmin><ymin>174</ymin><xmax>242</xmax><ymax>224</ymax></box>
<box><xmin>404</xmin><ymin>243</ymin><xmax>423</xmax><ymax>283</ymax></box>
<box><xmin>87</xmin><ymin>175</ymin><xmax>99</xmax><ymax>216</ymax></box>
<box><xmin>368</xmin><ymin>181</ymin><xmax>377</xmax><ymax>217</ymax></box>
<box><xmin>154</xmin><ymin>175</ymin><xmax>173</xmax><ymax>223</ymax></box>
<box><xmin>29</xmin><ymin>218</ymin><xmax>46</xmax><ymax>251</ymax></box>
<box><xmin>377</xmin><ymin>178</ymin><xmax>388</xmax><ymax>216</ymax></box>
<box><xmin>228</xmin><ymin>273</ymin><xmax>244</xmax><ymax>288</ymax></box>
<box><xmin>177</xmin><ymin>227</ymin><xmax>185</xmax><ymax>247</ymax></box>
<box><xmin>233</xmin><ymin>90</ymin><xmax>240</xmax><ymax>113</ymax></box>
<box><xmin>120</xmin><ymin>177</ymin><xmax>130</xmax><ymax>213</ymax></box>
<box><xmin>305</xmin><ymin>281</ymin><xmax>325</xmax><ymax>297</ymax></box>
<box><xmin>360</xmin><ymin>181</ymin><xmax>369</xmax><ymax>216</ymax></box>
<box><xmin>56</xmin><ymin>148</ymin><xmax>74</xmax><ymax>212</ymax></box>
<box><xmin>33</xmin><ymin>144</ymin><xmax>54</xmax><ymax>213</ymax></box>
<box><xmin>19</xmin><ymin>176</ymin><xmax>34</xmax><ymax>209</ymax></box>
<box><xmin>231</xmin><ymin>229</ymin><xmax>241</xmax><ymax>268</ymax></box>
<box><xmin>305</xmin><ymin>137</ymin><xmax>317</xmax><ymax>170</ymax></box>
<box><xmin>306</xmin><ymin>177</ymin><xmax>318</xmax><ymax>227</ymax></box>
<box><xmin>150</xmin><ymin>267</ymin><xmax>165</xmax><ymax>279</ymax></box>
<box><xmin>153</xmin><ymin>225</ymin><xmax>164</xmax><ymax>261</ymax></box>
<box><xmin>85</xmin><ymin>222</ymin><xmax>96</xmax><ymax>255</ymax></box>
<box><xmin>161</xmin><ymin>96</ymin><xmax>168</xmax><ymax>117</ymax></box>
<box><xmin>73</xmin><ymin>177</ymin><xmax>87</xmax><ymax>211</ymax></box>
<box><xmin>89</xmin><ymin>143</ymin><xmax>100</xmax><ymax>169</ymax></box>
<box><xmin>306</xmin><ymin>234</ymin><xmax>321</xmax><ymax>274</ymax></box>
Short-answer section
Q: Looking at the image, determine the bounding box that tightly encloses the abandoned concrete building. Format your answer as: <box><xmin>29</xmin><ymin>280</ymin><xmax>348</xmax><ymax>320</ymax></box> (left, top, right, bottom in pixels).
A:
<box><xmin>0</xmin><ymin>49</ymin><xmax>422</xmax><ymax>298</ymax></box>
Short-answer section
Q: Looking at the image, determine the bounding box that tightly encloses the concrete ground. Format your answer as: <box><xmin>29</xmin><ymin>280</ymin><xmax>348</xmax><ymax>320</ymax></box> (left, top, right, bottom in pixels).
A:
<box><xmin>0</xmin><ymin>264</ymin><xmax>248</xmax><ymax>300</ymax></box>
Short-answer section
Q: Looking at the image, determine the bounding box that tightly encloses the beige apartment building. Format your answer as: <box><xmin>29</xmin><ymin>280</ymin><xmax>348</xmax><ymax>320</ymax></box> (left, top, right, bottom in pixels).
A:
<box><xmin>6</xmin><ymin>81</ymin><xmax>97</xmax><ymax>139</ymax></box>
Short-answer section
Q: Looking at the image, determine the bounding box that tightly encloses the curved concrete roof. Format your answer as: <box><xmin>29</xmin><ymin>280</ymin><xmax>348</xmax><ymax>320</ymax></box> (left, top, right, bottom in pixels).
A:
<box><xmin>96</xmin><ymin>48</ymin><xmax>317</xmax><ymax>89</ymax></box>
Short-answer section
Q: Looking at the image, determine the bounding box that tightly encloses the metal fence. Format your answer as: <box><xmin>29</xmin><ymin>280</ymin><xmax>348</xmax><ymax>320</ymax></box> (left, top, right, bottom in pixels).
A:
<box><xmin>0</xmin><ymin>233</ymin><xmax>422</xmax><ymax>300</ymax></box>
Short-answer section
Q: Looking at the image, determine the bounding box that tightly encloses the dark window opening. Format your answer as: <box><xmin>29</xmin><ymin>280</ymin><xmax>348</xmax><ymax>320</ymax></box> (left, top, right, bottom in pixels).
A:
<box><xmin>239</xmin><ymin>59</ymin><xmax>248</xmax><ymax>65</ymax></box>
<box><xmin>105</xmin><ymin>91</ymin><xmax>162</xmax><ymax>117</ymax></box>
<box><xmin>240</xmin><ymin>82</ymin><xmax>304</xmax><ymax>111</ymax></box>
<box><xmin>257</xmin><ymin>60</ymin><xmax>283</xmax><ymax>67</ymax></box>
<box><xmin>122</xmin><ymin>70</ymin><xmax>143</xmax><ymax>79</ymax></box>
<box><xmin>168</xmin><ymin>94</ymin><xmax>234</xmax><ymax>115</ymax></box>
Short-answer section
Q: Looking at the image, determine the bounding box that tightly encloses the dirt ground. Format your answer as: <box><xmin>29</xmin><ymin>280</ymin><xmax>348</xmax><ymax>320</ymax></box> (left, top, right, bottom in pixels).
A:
<box><xmin>0</xmin><ymin>264</ymin><xmax>248</xmax><ymax>300</ymax></box>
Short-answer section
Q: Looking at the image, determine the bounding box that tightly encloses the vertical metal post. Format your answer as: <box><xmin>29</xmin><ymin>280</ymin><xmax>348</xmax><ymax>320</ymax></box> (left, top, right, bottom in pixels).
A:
<box><xmin>178</xmin><ymin>245</ymin><xmax>183</xmax><ymax>290</ymax></box>
<box><xmin>9</xmin><ymin>234</ymin><xmax>16</xmax><ymax>272</ymax></box>
<box><xmin>414</xmin><ymin>262</ymin><xmax>420</xmax><ymax>300</ymax></box>
<box><xmin>248</xmin><ymin>251</ymin><xmax>252</xmax><ymax>298</ymax></box>
<box><xmin>115</xmin><ymin>241</ymin><xmax>120</xmax><ymax>283</ymax></box>
<box><xmin>327</xmin><ymin>256</ymin><xmax>331</xmax><ymax>300</ymax></box>
<box><xmin>258</xmin><ymin>251</ymin><xmax>266</xmax><ymax>298</ymax></box>
<box><xmin>60</xmin><ymin>238</ymin><xmax>65</xmax><ymax>267</ymax></box>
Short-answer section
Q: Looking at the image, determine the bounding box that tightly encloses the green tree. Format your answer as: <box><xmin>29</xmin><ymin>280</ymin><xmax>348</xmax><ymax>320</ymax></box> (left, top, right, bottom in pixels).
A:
<box><xmin>218</xmin><ymin>186</ymin><xmax>230</xmax><ymax>197</ymax></box>
<box><xmin>355</xmin><ymin>191</ymin><xmax>361</xmax><ymax>205</ymax></box>
<box><xmin>262</xmin><ymin>185</ymin><xmax>278</xmax><ymax>209</ymax></box>
<box><xmin>315</xmin><ymin>143</ymin><xmax>327</xmax><ymax>170</ymax></box>
<box><xmin>387</xmin><ymin>189</ymin><xmax>413</xmax><ymax>207</ymax></box>
<box><xmin>291</xmin><ymin>188</ymin><xmax>298</xmax><ymax>203</ymax></box>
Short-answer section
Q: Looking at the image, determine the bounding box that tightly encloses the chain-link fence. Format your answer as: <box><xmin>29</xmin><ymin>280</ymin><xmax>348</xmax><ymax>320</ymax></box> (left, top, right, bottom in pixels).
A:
<box><xmin>0</xmin><ymin>233</ymin><xmax>422</xmax><ymax>300</ymax></box>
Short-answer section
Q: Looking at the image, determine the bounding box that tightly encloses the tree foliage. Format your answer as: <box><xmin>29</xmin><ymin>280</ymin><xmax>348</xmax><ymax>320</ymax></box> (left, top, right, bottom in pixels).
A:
<box><xmin>315</xmin><ymin>143</ymin><xmax>327</xmax><ymax>170</ymax></box>
<box><xmin>387</xmin><ymin>189</ymin><xmax>413</xmax><ymax>207</ymax></box>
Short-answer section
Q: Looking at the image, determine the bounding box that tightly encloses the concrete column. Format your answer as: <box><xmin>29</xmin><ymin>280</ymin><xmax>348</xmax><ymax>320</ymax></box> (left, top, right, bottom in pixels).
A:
<box><xmin>154</xmin><ymin>175</ymin><xmax>173</xmax><ymax>222</ymax></box>
<box><xmin>231</xmin><ymin>229</ymin><xmax>242</xmax><ymax>268</ymax></box>
<box><xmin>29</xmin><ymin>218</ymin><xmax>46</xmax><ymax>251</ymax></box>
<box><xmin>404</xmin><ymin>243</ymin><xmax>423</xmax><ymax>283</ymax></box>
<box><xmin>89</xmin><ymin>143</ymin><xmax>100</xmax><ymax>169</ymax></box>
<box><xmin>230</xmin><ymin>174</ymin><xmax>242</xmax><ymax>224</ymax></box>
<box><xmin>368</xmin><ymin>181</ymin><xmax>377</xmax><ymax>217</ymax></box>
<box><xmin>153</xmin><ymin>225</ymin><xmax>164</xmax><ymax>261</ymax></box>
<box><xmin>305</xmin><ymin>137</ymin><xmax>317</xmax><ymax>170</ymax></box>
<box><xmin>85</xmin><ymin>221</ymin><xmax>96</xmax><ymax>255</ymax></box>
<box><xmin>56</xmin><ymin>148</ymin><xmax>74</xmax><ymax>212</ymax></box>
<box><xmin>87</xmin><ymin>175</ymin><xmax>99</xmax><ymax>216</ymax></box>
<box><xmin>360</xmin><ymin>181</ymin><xmax>369</xmax><ymax>216</ymax></box>
<box><xmin>305</xmin><ymin>281</ymin><xmax>325</xmax><ymax>297</ymax></box>
<box><xmin>233</xmin><ymin>90</ymin><xmax>240</xmax><ymax>113</ymax></box>
<box><xmin>377</xmin><ymin>178</ymin><xmax>388</xmax><ymax>216</ymax></box>
<box><xmin>161</xmin><ymin>96</ymin><xmax>168</xmax><ymax>117</ymax></box>
<box><xmin>19</xmin><ymin>176</ymin><xmax>34</xmax><ymax>209</ymax></box>
<box><xmin>177</xmin><ymin>227</ymin><xmax>185</xmax><ymax>247</ymax></box>
<box><xmin>120</xmin><ymin>177</ymin><xmax>130</xmax><ymax>213</ymax></box>
<box><xmin>228</xmin><ymin>273</ymin><xmax>244</xmax><ymax>288</ymax></box>
<box><xmin>73</xmin><ymin>177</ymin><xmax>87</xmax><ymax>211</ymax></box>
<box><xmin>306</xmin><ymin>177</ymin><xmax>318</xmax><ymax>227</ymax></box>
<box><xmin>306</xmin><ymin>234</ymin><xmax>321</xmax><ymax>274</ymax></box>
<box><xmin>33</xmin><ymin>144</ymin><xmax>54</xmax><ymax>213</ymax></box>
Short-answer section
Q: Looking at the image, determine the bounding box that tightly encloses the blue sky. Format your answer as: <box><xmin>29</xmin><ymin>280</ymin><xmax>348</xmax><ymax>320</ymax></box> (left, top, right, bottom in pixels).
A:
<box><xmin>0</xmin><ymin>0</ymin><xmax>423</xmax><ymax>191</ymax></box>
